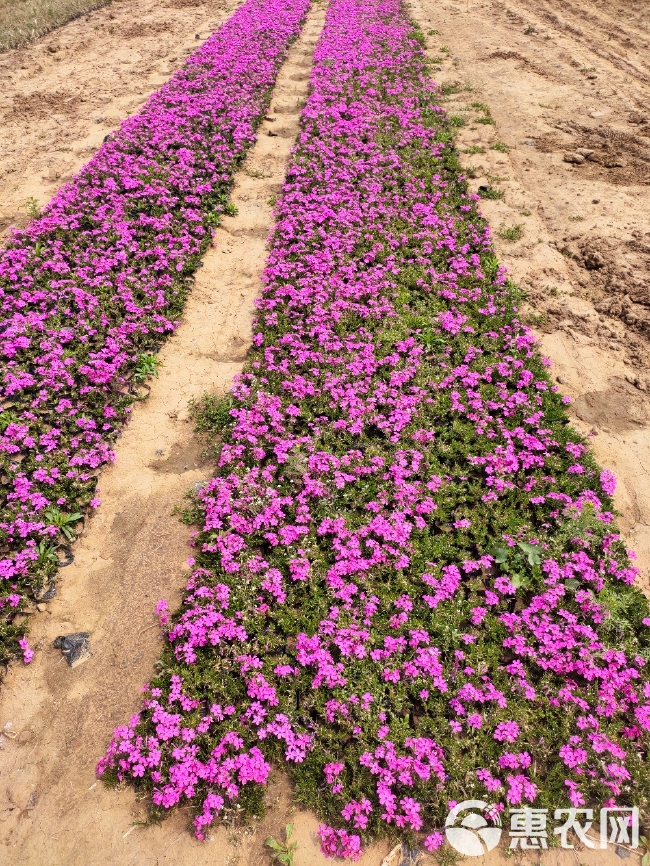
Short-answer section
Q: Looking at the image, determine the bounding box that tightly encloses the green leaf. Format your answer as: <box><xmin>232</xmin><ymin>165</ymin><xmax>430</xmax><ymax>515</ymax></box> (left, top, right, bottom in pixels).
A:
<box><xmin>517</xmin><ymin>541</ymin><xmax>541</xmax><ymax>566</ymax></box>
<box><xmin>285</xmin><ymin>824</ymin><xmax>294</xmax><ymax>841</ymax></box>
<box><xmin>565</xmin><ymin>579</ymin><xmax>580</xmax><ymax>591</ymax></box>
<box><xmin>265</xmin><ymin>839</ymin><xmax>282</xmax><ymax>851</ymax></box>
<box><xmin>642</xmin><ymin>852</ymin><xmax>648</xmax><ymax>866</ymax></box>
<box><xmin>490</xmin><ymin>546</ymin><xmax>509</xmax><ymax>563</ymax></box>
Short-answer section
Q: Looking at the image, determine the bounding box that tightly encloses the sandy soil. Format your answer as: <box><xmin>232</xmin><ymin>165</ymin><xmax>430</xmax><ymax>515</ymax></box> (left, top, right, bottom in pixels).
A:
<box><xmin>0</xmin><ymin>0</ymin><xmax>649</xmax><ymax>864</ymax></box>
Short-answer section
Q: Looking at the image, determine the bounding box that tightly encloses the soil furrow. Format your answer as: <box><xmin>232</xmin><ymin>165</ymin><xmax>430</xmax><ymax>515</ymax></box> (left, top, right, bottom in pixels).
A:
<box><xmin>514</xmin><ymin>0</ymin><xmax>650</xmax><ymax>86</ymax></box>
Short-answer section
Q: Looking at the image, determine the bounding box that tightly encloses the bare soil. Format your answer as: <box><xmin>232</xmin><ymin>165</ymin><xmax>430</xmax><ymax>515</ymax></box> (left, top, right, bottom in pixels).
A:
<box><xmin>0</xmin><ymin>1</ymin><xmax>649</xmax><ymax>864</ymax></box>
<box><xmin>0</xmin><ymin>0</ymin><xmax>113</xmax><ymax>52</ymax></box>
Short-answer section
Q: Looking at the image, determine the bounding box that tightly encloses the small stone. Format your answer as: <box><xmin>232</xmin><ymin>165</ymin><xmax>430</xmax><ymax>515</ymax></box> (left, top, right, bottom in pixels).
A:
<box><xmin>53</xmin><ymin>633</ymin><xmax>92</xmax><ymax>668</ymax></box>
<box><xmin>576</xmin><ymin>148</ymin><xmax>594</xmax><ymax>158</ymax></box>
<box><xmin>95</xmin><ymin>117</ymin><xmax>105</xmax><ymax>124</ymax></box>
<box><xmin>616</xmin><ymin>846</ymin><xmax>630</xmax><ymax>860</ymax></box>
<box><xmin>564</xmin><ymin>152</ymin><xmax>585</xmax><ymax>164</ymax></box>
<box><xmin>628</xmin><ymin>111</ymin><xmax>647</xmax><ymax>124</ymax></box>
<box><xmin>36</xmin><ymin>603</ymin><xmax>47</xmax><ymax>613</ymax></box>
<box><xmin>604</xmin><ymin>157</ymin><xmax>626</xmax><ymax>168</ymax></box>
<box><xmin>592</xmin><ymin>198</ymin><xmax>600</xmax><ymax>204</ymax></box>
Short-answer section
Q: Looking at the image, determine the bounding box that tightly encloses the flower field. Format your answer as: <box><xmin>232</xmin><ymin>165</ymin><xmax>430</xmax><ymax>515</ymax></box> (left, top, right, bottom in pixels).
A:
<box><xmin>0</xmin><ymin>0</ymin><xmax>311</xmax><ymax>664</ymax></box>
<box><xmin>97</xmin><ymin>0</ymin><xmax>650</xmax><ymax>854</ymax></box>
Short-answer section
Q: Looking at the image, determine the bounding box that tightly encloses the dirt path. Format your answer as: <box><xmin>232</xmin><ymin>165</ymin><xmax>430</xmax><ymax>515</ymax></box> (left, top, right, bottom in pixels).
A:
<box><xmin>0</xmin><ymin>0</ymin><xmax>240</xmax><ymax>238</ymax></box>
<box><xmin>0</xmin><ymin>4</ymin><xmax>357</xmax><ymax>864</ymax></box>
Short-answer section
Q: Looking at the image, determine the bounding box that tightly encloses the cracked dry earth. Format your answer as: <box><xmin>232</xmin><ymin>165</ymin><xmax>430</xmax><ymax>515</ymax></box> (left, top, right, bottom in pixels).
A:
<box><xmin>0</xmin><ymin>0</ymin><xmax>649</xmax><ymax>865</ymax></box>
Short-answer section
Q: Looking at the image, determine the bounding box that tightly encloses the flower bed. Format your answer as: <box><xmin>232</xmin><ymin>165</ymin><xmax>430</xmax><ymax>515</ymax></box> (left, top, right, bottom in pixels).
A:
<box><xmin>0</xmin><ymin>0</ymin><xmax>311</xmax><ymax>663</ymax></box>
<box><xmin>100</xmin><ymin>0</ymin><xmax>650</xmax><ymax>854</ymax></box>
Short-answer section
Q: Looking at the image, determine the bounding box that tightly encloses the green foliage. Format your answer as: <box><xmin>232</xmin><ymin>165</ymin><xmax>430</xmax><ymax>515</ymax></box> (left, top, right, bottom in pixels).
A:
<box><xmin>191</xmin><ymin>393</ymin><xmax>234</xmax><ymax>437</ymax></box>
<box><xmin>265</xmin><ymin>824</ymin><xmax>298</xmax><ymax>866</ymax></box>
<box><xmin>497</xmin><ymin>223</ymin><xmax>524</xmax><ymax>241</ymax></box>
<box><xmin>43</xmin><ymin>507</ymin><xmax>83</xmax><ymax>541</ymax></box>
<box><xmin>132</xmin><ymin>353</ymin><xmax>162</xmax><ymax>384</ymax></box>
<box><xmin>478</xmin><ymin>186</ymin><xmax>504</xmax><ymax>199</ymax></box>
<box><xmin>25</xmin><ymin>196</ymin><xmax>41</xmax><ymax>220</ymax></box>
<box><xmin>491</xmin><ymin>141</ymin><xmax>510</xmax><ymax>153</ymax></box>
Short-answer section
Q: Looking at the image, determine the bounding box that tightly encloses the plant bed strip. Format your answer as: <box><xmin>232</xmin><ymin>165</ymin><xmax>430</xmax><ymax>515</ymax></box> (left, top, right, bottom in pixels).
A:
<box><xmin>100</xmin><ymin>0</ymin><xmax>650</xmax><ymax>854</ymax></box>
<box><xmin>0</xmin><ymin>0</ymin><xmax>311</xmax><ymax>664</ymax></box>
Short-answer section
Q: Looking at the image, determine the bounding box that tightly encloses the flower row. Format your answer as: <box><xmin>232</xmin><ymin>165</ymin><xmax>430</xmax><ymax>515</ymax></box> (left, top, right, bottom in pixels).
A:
<box><xmin>0</xmin><ymin>0</ymin><xmax>311</xmax><ymax>663</ymax></box>
<box><xmin>100</xmin><ymin>0</ymin><xmax>650</xmax><ymax>855</ymax></box>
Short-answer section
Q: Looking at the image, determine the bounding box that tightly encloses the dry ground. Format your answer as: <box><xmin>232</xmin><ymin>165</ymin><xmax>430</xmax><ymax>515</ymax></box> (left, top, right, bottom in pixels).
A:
<box><xmin>0</xmin><ymin>0</ymin><xmax>113</xmax><ymax>52</ymax></box>
<box><xmin>0</xmin><ymin>1</ymin><xmax>649</xmax><ymax>865</ymax></box>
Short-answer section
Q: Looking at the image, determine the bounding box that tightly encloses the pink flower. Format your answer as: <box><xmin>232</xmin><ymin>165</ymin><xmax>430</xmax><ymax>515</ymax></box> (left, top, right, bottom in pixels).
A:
<box><xmin>494</xmin><ymin>721</ymin><xmax>520</xmax><ymax>743</ymax></box>
<box><xmin>600</xmin><ymin>469</ymin><xmax>617</xmax><ymax>496</ymax></box>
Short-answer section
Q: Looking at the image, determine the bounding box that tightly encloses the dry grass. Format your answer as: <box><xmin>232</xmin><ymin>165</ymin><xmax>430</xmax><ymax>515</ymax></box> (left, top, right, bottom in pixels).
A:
<box><xmin>0</xmin><ymin>0</ymin><xmax>114</xmax><ymax>52</ymax></box>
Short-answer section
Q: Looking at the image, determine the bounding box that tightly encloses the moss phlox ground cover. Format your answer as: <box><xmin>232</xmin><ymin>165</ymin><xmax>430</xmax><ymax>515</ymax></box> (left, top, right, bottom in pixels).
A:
<box><xmin>99</xmin><ymin>0</ymin><xmax>650</xmax><ymax>854</ymax></box>
<box><xmin>0</xmin><ymin>0</ymin><xmax>311</xmax><ymax>662</ymax></box>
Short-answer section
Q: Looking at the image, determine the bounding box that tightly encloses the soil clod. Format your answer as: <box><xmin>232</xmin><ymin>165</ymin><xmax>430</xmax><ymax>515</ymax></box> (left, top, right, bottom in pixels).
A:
<box><xmin>53</xmin><ymin>632</ymin><xmax>92</xmax><ymax>668</ymax></box>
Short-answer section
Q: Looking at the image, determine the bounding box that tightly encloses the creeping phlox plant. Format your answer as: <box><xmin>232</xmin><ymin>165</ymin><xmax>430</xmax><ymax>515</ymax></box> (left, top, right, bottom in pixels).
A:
<box><xmin>100</xmin><ymin>0</ymin><xmax>650</xmax><ymax>855</ymax></box>
<box><xmin>0</xmin><ymin>0</ymin><xmax>311</xmax><ymax>663</ymax></box>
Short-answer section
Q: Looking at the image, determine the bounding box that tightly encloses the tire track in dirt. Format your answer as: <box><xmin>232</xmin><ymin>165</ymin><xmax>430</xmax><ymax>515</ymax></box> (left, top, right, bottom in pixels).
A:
<box><xmin>0</xmin><ymin>0</ymin><xmax>241</xmax><ymax>237</ymax></box>
<box><xmin>0</xmin><ymin>5</ymin><xmax>341</xmax><ymax>865</ymax></box>
<box><xmin>513</xmin><ymin>0</ymin><xmax>650</xmax><ymax>90</ymax></box>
